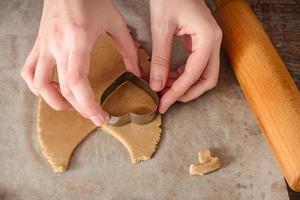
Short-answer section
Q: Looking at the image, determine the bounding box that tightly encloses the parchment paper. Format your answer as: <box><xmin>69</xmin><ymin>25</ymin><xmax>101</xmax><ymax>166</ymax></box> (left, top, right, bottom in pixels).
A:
<box><xmin>0</xmin><ymin>0</ymin><xmax>289</xmax><ymax>199</ymax></box>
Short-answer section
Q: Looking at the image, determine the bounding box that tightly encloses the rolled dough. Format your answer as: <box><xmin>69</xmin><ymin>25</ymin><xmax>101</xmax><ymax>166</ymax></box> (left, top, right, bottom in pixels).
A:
<box><xmin>189</xmin><ymin>149</ymin><xmax>221</xmax><ymax>176</ymax></box>
<box><xmin>37</xmin><ymin>34</ymin><xmax>162</xmax><ymax>172</ymax></box>
<box><xmin>102</xmin><ymin>81</ymin><xmax>157</xmax><ymax>116</ymax></box>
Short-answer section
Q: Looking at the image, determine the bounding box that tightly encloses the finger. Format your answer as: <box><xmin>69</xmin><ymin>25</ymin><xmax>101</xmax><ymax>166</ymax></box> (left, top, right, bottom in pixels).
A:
<box><xmin>67</xmin><ymin>48</ymin><xmax>109</xmax><ymax>126</ymax></box>
<box><xmin>159</xmin><ymin>87</ymin><xmax>170</xmax><ymax>97</ymax></box>
<box><xmin>183</xmin><ymin>35</ymin><xmax>192</xmax><ymax>54</ymax></box>
<box><xmin>33</xmin><ymin>52</ymin><xmax>72</xmax><ymax>110</ymax></box>
<box><xmin>50</xmin><ymin>81</ymin><xmax>75</xmax><ymax>111</ymax></box>
<box><xmin>55</xmin><ymin>50</ymin><xmax>87</xmax><ymax>116</ymax></box>
<box><xmin>108</xmin><ymin>14</ymin><xmax>141</xmax><ymax>76</ymax></box>
<box><xmin>53</xmin><ymin>31</ymin><xmax>98</xmax><ymax>119</ymax></box>
<box><xmin>159</xmin><ymin>49</ymin><xmax>211</xmax><ymax>113</ymax></box>
<box><xmin>150</xmin><ymin>22</ymin><xmax>176</xmax><ymax>91</ymax></box>
<box><xmin>164</xmin><ymin>70</ymin><xmax>180</xmax><ymax>88</ymax></box>
<box><xmin>50</xmin><ymin>81</ymin><xmax>75</xmax><ymax>112</ymax></box>
<box><xmin>168</xmin><ymin>70</ymin><xmax>180</xmax><ymax>79</ymax></box>
<box><xmin>178</xmin><ymin>45</ymin><xmax>221</xmax><ymax>102</ymax></box>
<box><xmin>21</xmin><ymin>42</ymin><xmax>39</xmax><ymax>95</ymax></box>
<box><xmin>166</xmin><ymin>78</ymin><xmax>176</xmax><ymax>87</ymax></box>
<box><xmin>177</xmin><ymin>64</ymin><xmax>186</xmax><ymax>74</ymax></box>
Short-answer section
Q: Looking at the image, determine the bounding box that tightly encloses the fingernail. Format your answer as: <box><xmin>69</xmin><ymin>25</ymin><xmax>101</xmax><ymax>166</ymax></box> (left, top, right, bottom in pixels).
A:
<box><xmin>151</xmin><ymin>78</ymin><xmax>162</xmax><ymax>91</ymax></box>
<box><xmin>90</xmin><ymin>116</ymin><xmax>103</xmax><ymax>126</ymax></box>
<box><xmin>158</xmin><ymin>105</ymin><xmax>166</xmax><ymax>114</ymax></box>
<box><xmin>104</xmin><ymin>113</ymin><xmax>110</xmax><ymax>122</ymax></box>
<box><xmin>160</xmin><ymin>108</ymin><xmax>167</xmax><ymax>114</ymax></box>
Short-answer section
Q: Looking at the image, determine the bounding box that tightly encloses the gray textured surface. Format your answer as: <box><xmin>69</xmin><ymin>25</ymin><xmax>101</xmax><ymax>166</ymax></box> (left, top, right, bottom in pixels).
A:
<box><xmin>0</xmin><ymin>0</ymin><xmax>289</xmax><ymax>199</ymax></box>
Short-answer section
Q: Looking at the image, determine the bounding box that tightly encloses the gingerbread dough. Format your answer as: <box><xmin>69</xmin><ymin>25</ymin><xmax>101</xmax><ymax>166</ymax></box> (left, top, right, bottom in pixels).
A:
<box><xmin>189</xmin><ymin>149</ymin><xmax>221</xmax><ymax>176</ymax></box>
<box><xmin>37</xmin><ymin>34</ymin><xmax>161</xmax><ymax>172</ymax></box>
<box><xmin>102</xmin><ymin>81</ymin><xmax>157</xmax><ymax>116</ymax></box>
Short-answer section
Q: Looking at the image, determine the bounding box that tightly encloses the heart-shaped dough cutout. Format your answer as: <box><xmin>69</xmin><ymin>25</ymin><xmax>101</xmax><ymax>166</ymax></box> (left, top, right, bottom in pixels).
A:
<box><xmin>101</xmin><ymin>72</ymin><xmax>159</xmax><ymax>126</ymax></box>
<box><xmin>102</xmin><ymin>81</ymin><xmax>157</xmax><ymax>115</ymax></box>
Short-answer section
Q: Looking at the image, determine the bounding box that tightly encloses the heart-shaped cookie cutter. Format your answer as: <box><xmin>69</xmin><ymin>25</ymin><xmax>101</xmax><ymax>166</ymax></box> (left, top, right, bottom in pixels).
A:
<box><xmin>100</xmin><ymin>72</ymin><xmax>159</xmax><ymax>126</ymax></box>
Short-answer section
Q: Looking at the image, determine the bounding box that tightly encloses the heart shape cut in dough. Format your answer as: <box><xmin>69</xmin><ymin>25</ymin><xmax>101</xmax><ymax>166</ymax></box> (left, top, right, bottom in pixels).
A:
<box><xmin>101</xmin><ymin>72</ymin><xmax>159</xmax><ymax>126</ymax></box>
<box><xmin>37</xmin><ymin>34</ymin><xmax>162</xmax><ymax>172</ymax></box>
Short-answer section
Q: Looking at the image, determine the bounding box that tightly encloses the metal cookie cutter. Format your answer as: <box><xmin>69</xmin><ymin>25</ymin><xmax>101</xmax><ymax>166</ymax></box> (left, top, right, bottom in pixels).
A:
<box><xmin>100</xmin><ymin>72</ymin><xmax>159</xmax><ymax>126</ymax></box>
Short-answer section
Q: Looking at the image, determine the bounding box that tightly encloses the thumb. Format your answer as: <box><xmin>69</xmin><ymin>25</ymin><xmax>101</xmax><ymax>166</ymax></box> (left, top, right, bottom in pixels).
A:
<box><xmin>150</xmin><ymin>25</ymin><xmax>175</xmax><ymax>91</ymax></box>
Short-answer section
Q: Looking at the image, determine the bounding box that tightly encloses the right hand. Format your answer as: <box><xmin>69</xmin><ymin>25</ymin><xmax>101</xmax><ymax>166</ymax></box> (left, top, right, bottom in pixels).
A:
<box><xmin>149</xmin><ymin>0</ymin><xmax>222</xmax><ymax>113</ymax></box>
<box><xmin>21</xmin><ymin>0</ymin><xmax>141</xmax><ymax>126</ymax></box>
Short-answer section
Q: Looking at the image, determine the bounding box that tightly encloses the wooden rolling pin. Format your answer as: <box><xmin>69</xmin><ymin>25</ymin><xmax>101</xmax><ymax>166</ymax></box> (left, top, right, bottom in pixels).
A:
<box><xmin>213</xmin><ymin>0</ymin><xmax>300</xmax><ymax>191</ymax></box>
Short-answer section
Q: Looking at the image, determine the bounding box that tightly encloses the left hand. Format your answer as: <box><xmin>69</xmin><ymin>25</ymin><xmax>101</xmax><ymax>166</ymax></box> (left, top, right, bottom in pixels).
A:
<box><xmin>149</xmin><ymin>0</ymin><xmax>222</xmax><ymax>113</ymax></box>
<box><xmin>21</xmin><ymin>0</ymin><xmax>140</xmax><ymax>126</ymax></box>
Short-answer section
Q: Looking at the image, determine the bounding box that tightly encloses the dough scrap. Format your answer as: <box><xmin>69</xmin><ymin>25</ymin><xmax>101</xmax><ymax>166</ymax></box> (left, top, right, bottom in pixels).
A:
<box><xmin>189</xmin><ymin>149</ymin><xmax>221</xmax><ymax>176</ymax></box>
<box><xmin>37</xmin><ymin>34</ymin><xmax>161</xmax><ymax>172</ymax></box>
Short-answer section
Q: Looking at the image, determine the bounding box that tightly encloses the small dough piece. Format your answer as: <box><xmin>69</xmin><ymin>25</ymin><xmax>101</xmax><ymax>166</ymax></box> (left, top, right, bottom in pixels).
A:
<box><xmin>37</xmin><ymin>34</ymin><xmax>161</xmax><ymax>172</ymax></box>
<box><xmin>198</xmin><ymin>149</ymin><xmax>213</xmax><ymax>164</ymax></box>
<box><xmin>189</xmin><ymin>149</ymin><xmax>221</xmax><ymax>176</ymax></box>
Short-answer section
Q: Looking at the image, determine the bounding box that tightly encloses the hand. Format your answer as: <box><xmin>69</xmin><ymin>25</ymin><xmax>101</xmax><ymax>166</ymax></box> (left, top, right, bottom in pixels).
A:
<box><xmin>21</xmin><ymin>0</ymin><xmax>141</xmax><ymax>126</ymax></box>
<box><xmin>149</xmin><ymin>0</ymin><xmax>222</xmax><ymax>113</ymax></box>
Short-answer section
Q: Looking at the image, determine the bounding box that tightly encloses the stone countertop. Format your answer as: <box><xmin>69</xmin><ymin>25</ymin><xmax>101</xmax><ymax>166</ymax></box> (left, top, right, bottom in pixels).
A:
<box><xmin>0</xmin><ymin>0</ymin><xmax>295</xmax><ymax>199</ymax></box>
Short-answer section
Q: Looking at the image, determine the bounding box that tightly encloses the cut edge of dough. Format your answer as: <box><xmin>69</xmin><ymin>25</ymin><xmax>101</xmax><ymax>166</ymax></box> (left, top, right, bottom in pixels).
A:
<box><xmin>132</xmin><ymin>124</ymin><xmax>161</xmax><ymax>163</ymax></box>
<box><xmin>37</xmin><ymin>97</ymin><xmax>161</xmax><ymax>172</ymax></box>
<box><xmin>37</xmin><ymin>98</ymin><xmax>97</xmax><ymax>173</ymax></box>
<box><xmin>133</xmin><ymin>116</ymin><xmax>161</xmax><ymax>163</ymax></box>
<box><xmin>36</xmin><ymin>98</ymin><xmax>66</xmax><ymax>172</ymax></box>
<box><xmin>102</xmin><ymin>115</ymin><xmax>162</xmax><ymax>164</ymax></box>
